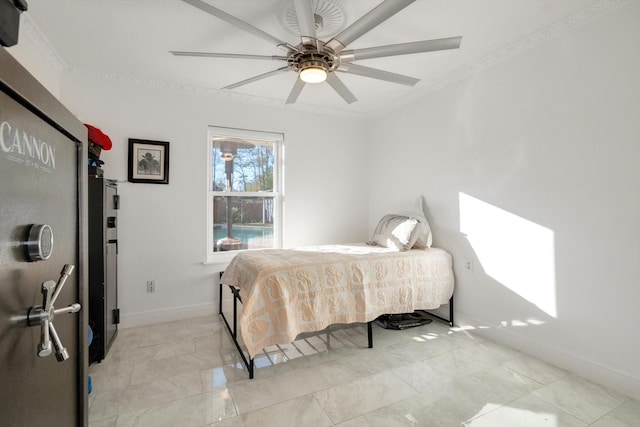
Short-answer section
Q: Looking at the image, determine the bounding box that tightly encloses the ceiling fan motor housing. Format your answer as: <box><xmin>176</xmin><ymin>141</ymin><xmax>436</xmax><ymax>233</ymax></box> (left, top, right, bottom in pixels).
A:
<box><xmin>288</xmin><ymin>42</ymin><xmax>339</xmax><ymax>74</ymax></box>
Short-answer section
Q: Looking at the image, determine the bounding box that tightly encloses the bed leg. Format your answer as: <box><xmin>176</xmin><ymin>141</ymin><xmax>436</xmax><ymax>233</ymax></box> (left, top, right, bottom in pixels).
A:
<box><xmin>423</xmin><ymin>294</ymin><xmax>455</xmax><ymax>327</ymax></box>
<box><xmin>232</xmin><ymin>290</ymin><xmax>238</xmax><ymax>338</ymax></box>
<box><xmin>218</xmin><ymin>272</ymin><xmax>223</xmax><ymax>315</ymax></box>
<box><xmin>367</xmin><ymin>321</ymin><xmax>373</xmax><ymax>348</ymax></box>
<box><xmin>220</xmin><ymin>283</ymin><xmax>256</xmax><ymax>379</ymax></box>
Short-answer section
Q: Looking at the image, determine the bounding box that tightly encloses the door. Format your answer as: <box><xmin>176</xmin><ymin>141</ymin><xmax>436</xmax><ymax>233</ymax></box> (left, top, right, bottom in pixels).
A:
<box><xmin>0</xmin><ymin>87</ymin><xmax>85</xmax><ymax>424</ymax></box>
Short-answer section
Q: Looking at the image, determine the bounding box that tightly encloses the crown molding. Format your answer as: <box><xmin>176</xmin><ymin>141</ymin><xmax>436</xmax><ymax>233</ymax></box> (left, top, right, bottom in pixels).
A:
<box><xmin>67</xmin><ymin>67</ymin><xmax>367</xmax><ymax>121</ymax></box>
<box><xmin>19</xmin><ymin>13</ymin><xmax>67</xmax><ymax>73</ymax></box>
<box><xmin>368</xmin><ymin>0</ymin><xmax>632</xmax><ymax>119</ymax></box>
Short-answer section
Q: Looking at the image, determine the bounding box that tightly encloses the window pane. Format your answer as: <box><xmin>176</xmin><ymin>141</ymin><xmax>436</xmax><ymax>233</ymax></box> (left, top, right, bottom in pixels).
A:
<box><xmin>207</xmin><ymin>126</ymin><xmax>282</xmax><ymax>258</ymax></box>
<box><xmin>213</xmin><ymin>196</ymin><xmax>274</xmax><ymax>251</ymax></box>
<box><xmin>211</xmin><ymin>140</ymin><xmax>274</xmax><ymax>192</ymax></box>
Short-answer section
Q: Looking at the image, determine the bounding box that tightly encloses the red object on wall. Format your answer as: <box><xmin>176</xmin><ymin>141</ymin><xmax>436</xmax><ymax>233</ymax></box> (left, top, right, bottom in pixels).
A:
<box><xmin>84</xmin><ymin>124</ymin><xmax>112</xmax><ymax>150</ymax></box>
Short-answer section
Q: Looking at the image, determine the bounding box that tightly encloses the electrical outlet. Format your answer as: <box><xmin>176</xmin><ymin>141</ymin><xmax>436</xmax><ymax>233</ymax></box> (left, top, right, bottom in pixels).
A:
<box><xmin>465</xmin><ymin>259</ymin><xmax>473</xmax><ymax>272</ymax></box>
<box><xmin>146</xmin><ymin>280</ymin><xmax>155</xmax><ymax>293</ymax></box>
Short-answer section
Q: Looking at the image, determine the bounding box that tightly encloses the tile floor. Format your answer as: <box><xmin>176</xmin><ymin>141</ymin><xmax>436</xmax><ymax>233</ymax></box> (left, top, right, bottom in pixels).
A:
<box><xmin>88</xmin><ymin>315</ymin><xmax>640</xmax><ymax>427</ymax></box>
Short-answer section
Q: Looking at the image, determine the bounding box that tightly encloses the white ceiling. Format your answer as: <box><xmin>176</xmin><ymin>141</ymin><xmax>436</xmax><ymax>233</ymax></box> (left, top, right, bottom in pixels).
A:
<box><xmin>23</xmin><ymin>0</ymin><xmax>607</xmax><ymax>117</ymax></box>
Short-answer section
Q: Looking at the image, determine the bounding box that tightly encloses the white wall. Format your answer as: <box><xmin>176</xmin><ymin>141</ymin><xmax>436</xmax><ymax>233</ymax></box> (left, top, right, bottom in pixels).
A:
<box><xmin>366</xmin><ymin>2</ymin><xmax>640</xmax><ymax>398</ymax></box>
<box><xmin>7</xmin><ymin>15</ymin><xmax>63</xmax><ymax>98</ymax></box>
<box><xmin>54</xmin><ymin>75</ymin><xmax>369</xmax><ymax>327</ymax></box>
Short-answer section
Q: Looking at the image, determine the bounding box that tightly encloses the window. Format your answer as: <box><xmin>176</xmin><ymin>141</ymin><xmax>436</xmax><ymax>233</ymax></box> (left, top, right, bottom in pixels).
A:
<box><xmin>207</xmin><ymin>126</ymin><xmax>283</xmax><ymax>262</ymax></box>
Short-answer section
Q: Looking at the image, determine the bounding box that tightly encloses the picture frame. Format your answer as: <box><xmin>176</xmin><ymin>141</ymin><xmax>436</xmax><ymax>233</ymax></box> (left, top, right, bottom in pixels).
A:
<box><xmin>128</xmin><ymin>139</ymin><xmax>170</xmax><ymax>184</ymax></box>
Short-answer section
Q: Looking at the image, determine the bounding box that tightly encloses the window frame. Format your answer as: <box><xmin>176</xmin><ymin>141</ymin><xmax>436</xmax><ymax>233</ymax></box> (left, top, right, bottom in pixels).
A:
<box><xmin>205</xmin><ymin>126</ymin><xmax>283</xmax><ymax>265</ymax></box>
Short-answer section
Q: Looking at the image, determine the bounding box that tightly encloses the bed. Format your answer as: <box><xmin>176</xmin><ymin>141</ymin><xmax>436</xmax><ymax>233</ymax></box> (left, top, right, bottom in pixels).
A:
<box><xmin>218</xmin><ymin>243</ymin><xmax>455</xmax><ymax>378</ymax></box>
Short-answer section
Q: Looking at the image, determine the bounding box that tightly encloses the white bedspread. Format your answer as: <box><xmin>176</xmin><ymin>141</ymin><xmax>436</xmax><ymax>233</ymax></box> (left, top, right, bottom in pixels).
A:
<box><xmin>221</xmin><ymin>244</ymin><xmax>454</xmax><ymax>358</ymax></box>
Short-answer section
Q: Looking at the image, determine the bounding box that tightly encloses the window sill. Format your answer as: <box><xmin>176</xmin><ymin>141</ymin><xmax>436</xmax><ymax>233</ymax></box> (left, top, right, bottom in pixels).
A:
<box><xmin>202</xmin><ymin>251</ymin><xmax>240</xmax><ymax>270</ymax></box>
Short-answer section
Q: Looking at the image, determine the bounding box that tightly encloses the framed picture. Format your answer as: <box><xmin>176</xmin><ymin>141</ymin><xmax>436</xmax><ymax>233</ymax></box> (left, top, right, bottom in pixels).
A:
<box><xmin>128</xmin><ymin>139</ymin><xmax>169</xmax><ymax>184</ymax></box>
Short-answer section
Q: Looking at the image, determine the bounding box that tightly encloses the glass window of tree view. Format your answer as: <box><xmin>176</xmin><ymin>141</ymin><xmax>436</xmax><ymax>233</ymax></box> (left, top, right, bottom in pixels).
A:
<box><xmin>207</xmin><ymin>127</ymin><xmax>283</xmax><ymax>257</ymax></box>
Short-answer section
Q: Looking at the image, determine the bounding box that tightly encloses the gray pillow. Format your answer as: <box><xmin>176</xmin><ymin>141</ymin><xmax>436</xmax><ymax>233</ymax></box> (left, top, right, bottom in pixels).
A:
<box><xmin>368</xmin><ymin>214</ymin><xmax>419</xmax><ymax>251</ymax></box>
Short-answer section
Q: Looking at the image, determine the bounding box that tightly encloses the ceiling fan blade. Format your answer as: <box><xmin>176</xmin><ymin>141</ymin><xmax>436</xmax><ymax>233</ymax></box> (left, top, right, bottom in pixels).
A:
<box><xmin>326</xmin><ymin>73</ymin><xmax>357</xmax><ymax>104</ymax></box>
<box><xmin>293</xmin><ymin>0</ymin><xmax>316</xmax><ymax>40</ymax></box>
<box><xmin>180</xmin><ymin>0</ymin><xmax>293</xmax><ymax>50</ymax></box>
<box><xmin>338</xmin><ymin>63</ymin><xmax>419</xmax><ymax>86</ymax></box>
<box><xmin>223</xmin><ymin>67</ymin><xmax>289</xmax><ymax>90</ymax></box>
<box><xmin>285</xmin><ymin>77</ymin><xmax>306</xmax><ymax>104</ymax></box>
<box><xmin>170</xmin><ymin>51</ymin><xmax>288</xmax><ymax>61</ymax></box>
<box><xmin>326</xmin><ymin>0</ymin><xmax>415</xmax><ymax>53</ymax></box>
<box><xmin>340</xmin><ymin>37</ymin><xmax>462</xmax><ymax>61</ymax></box>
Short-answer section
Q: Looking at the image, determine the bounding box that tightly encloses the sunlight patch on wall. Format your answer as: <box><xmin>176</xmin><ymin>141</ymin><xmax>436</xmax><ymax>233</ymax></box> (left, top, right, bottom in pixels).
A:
<box><xmin>459</xmin><ymin>193</ymin><xmax>557</xmax><ymax>318</ymax></box>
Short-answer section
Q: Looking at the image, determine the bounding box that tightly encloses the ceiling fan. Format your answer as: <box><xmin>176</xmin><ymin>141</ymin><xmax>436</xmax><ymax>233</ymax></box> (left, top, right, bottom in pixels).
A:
<box><xmin>172</xmin><ymin>0</ymin><xmax>462</xmax><ymax>104</ymax></box>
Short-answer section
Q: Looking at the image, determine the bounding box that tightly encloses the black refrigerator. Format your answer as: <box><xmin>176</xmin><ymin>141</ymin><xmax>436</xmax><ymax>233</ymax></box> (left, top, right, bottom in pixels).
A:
<box><xmin>88</xmin><ymin>175</ymin><xmax>119</xmax><ymax>364</ymax></box>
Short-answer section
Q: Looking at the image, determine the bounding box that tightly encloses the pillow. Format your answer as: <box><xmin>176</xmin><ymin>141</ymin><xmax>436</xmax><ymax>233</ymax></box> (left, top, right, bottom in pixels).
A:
<box><xmin>368</xmin><ymin>214</ymin><xmax>419</xmax><ymax>251</ymax></box>
<box><xmin>401</xmin><ymin>196</ymin><xmax>433</xmax><ymax>248</ymax></box>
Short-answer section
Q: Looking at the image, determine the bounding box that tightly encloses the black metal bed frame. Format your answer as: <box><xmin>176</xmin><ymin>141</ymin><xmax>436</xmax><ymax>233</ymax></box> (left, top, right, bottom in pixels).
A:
<box><xmin>427</xmin><ymin>295</ymin><xmax>455</xmax><ymax>328</ymax></box>
<box><xmin>217</xmin><ymin>272</ymin><xmax>454</xmax><ymax>379</ymax></box>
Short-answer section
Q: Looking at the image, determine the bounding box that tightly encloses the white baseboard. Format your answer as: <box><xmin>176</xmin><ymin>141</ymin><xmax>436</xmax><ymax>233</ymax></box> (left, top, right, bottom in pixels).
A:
<box><xmin>455</xmin><ymin>312</ymin><xmax>640</xmax><ymax>401</ymax></box>
<box><xmin>119</xmin><ymin>302</ymin><xmax>217</xmax><ymax>328</ymax></box>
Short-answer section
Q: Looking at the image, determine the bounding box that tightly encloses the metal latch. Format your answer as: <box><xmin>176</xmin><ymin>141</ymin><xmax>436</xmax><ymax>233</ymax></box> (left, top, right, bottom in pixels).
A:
<box><xmin>13</xmin><ymin>265</ymin><xmax>81</xmax><ymax>361</ymax></box>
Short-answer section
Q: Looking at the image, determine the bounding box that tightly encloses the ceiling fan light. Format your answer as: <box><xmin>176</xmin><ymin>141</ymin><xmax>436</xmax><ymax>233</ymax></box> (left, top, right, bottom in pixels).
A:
<box><xmin>300</xmin><ymin>67</ymin><xmax>327</xmax><ymax>84</ymax></box>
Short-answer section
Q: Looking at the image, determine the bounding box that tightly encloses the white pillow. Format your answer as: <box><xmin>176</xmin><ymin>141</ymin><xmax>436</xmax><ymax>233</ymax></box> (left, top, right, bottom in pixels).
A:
<box><xmin>369</xmin><ymin>214</ymin><xmax>419</xmax><ymax>251</ymax></box>
<box><xmin>401</xmin><ymin>196</ymin><xmax>433</xmax><ymax>248</ymax></box>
